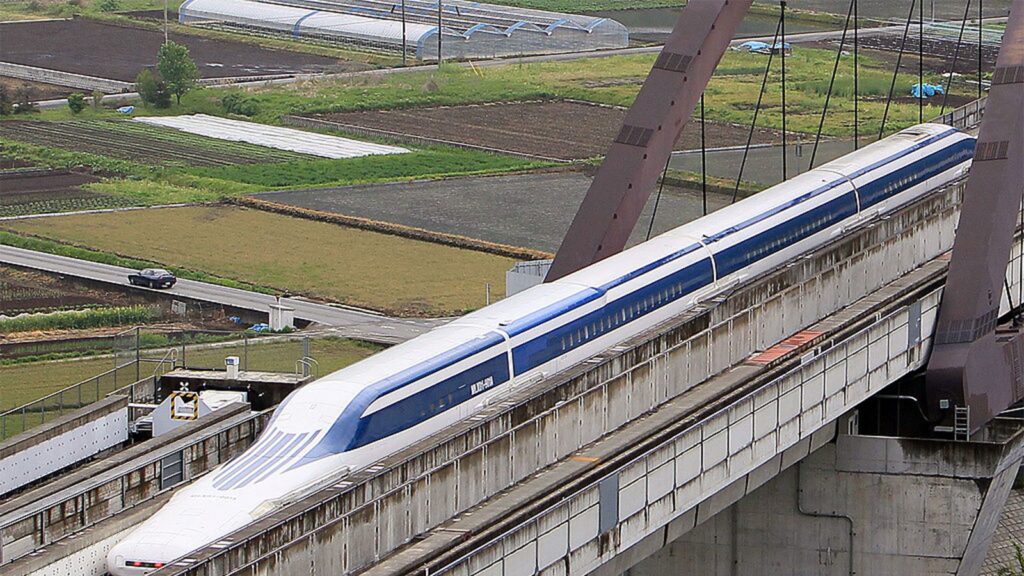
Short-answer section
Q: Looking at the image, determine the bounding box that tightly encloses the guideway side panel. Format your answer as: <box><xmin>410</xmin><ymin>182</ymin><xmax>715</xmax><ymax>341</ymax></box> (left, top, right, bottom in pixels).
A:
<box><xmin>926</xmin><ymin>0</ymin><xmax>1024</xmax><ymax>429</ymax></box>
<box><xmin>545</xmin><ymin>0</ymin><xmax>754</xmax><ymax>282</ymax></box>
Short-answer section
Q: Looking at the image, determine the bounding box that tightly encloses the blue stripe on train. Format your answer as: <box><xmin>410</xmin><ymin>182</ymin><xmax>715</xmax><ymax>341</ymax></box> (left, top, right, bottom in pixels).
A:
<box><xmin>286</xmin><ymin>133</ymin><xmax>974</xmax><ymax>465</ymax></box>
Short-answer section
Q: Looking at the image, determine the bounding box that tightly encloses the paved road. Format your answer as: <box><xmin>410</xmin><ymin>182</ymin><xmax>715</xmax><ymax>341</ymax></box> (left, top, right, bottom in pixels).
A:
<box><xmin>0</xmin><ymin>244</ymin><xmax>439</xmax><ymax>344</ymax></box>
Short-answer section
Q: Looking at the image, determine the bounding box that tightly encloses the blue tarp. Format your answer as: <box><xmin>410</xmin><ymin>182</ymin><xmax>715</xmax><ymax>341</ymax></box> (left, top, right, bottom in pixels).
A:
<box><xmin>738</xmin><ymin>41</ymin><xmax>792</xmax><ymax>54</ymax></box>
<box><xmin>911</xmin><ymin>83</ymin><xmax>946</xmax><ymax>98</ymax></box>
<box><xmin>249</xmin><ymin>323</ymin><xmax>270</xmax><ymax>332</ymax></box>
<box><xmin>116</xmin><ymin>106</ymin><xmax>134</xmax><ymax>114</ymax></box>
<box><xmin>739</xmin><ymin>41</ymin><xmax>771</xmax><ymax>51</ymax></box>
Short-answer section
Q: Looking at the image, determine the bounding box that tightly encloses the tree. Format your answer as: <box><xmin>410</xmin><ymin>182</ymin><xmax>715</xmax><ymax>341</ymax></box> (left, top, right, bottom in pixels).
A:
<box><xmin>136</xmin><ymin>69</ymin><xmax>172</xmax><ymax>109</ymax></box>
<box><xmin>157</xmin><ymin>41</ymin><xmax>198</xmax><ymax>105</ymax></box>
<box><xmin>14</xmin><ymin>88</ymin><xmax>37</xmax><ymax>114</ymax></box>
<box><xmin>0</xmin><ymin>85</ymin><xmax>12</xmax><ymax>116</ymax></box>
<box><xmin>67</xmin><ymin>92</ymin><xmax>86</xmax><ymax>114</ymax></box>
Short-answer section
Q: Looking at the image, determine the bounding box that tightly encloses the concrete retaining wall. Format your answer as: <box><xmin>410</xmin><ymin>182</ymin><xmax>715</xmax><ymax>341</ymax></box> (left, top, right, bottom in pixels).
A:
<box><xmin>0</xmin><ymin>62</ymin><xmax>132</xmax><ymax>94</ymax></box>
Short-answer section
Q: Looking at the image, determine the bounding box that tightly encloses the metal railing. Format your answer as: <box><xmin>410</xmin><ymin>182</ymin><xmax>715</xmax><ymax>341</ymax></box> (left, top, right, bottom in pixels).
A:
<box><xmin>936</xmin><ymin>96</ymin><xmax>988</xmax><ymax>130</ymax></box>
<box><xmin>0</xmin><ymin>360</ymin><xmax>139</xmax><ymax>440</ymax></box>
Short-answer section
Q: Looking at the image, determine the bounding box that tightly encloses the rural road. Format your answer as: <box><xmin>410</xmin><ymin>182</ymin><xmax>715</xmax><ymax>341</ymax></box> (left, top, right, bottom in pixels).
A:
<box><xmin>0</xmin><ymin>244</ymin><xmax>441</xmax><ymax>344</ymax></box>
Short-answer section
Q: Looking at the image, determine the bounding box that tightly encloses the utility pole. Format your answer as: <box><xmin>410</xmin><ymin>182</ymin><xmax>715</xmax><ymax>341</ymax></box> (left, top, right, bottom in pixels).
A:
<box><xmin>163</xmin><ymin>0</ymin><xmax>169</xmax><ymax>44</ymax></box>
<box><xmin>402</xmin><ymin>0</ymin><xmax>407</xmax><ymax>66</ymax></box>
<box><xmin>437</xmin><ymin>1</ymin><xmax>443</xmax><ymax>64</ymax></box>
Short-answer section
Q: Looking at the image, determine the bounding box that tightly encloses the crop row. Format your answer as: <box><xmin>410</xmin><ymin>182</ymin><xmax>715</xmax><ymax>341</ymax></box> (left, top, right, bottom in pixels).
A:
<box><xmin>0</xmin><ymin>305</ymin><xmax>161</xmax><ymax>332</ymax></box>
<box><xmin>0</xmin><ymin>121</ymin><xmax>309</xmax><ymax>167</ymax></box>
<box><xmin>0</xmin><ymin>195</ymin><xmax>136</xmax><ymax>217</ymax></box>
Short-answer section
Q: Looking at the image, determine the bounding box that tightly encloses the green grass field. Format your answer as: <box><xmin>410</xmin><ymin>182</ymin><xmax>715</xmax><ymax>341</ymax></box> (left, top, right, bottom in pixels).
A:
<box><xmin>0</xmin><ymin>336</ymin><xmax>380</xmax><ymax>436</ymax></box>
<box><xmin>3</xmin><ymin>206</ymin><xmax>516</xmax><ymax>316</ymax></box>
<box><xmin>178</xmin><ymin>47</ymin><xmax>944</xmax><ymax>139</ymax></box>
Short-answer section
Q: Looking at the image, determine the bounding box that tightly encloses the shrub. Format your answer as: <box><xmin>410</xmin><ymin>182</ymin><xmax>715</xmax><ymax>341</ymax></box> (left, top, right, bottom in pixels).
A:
<box><xmin>67</xmin><ymin>92</ymin><xmax>87</xmax><ymax>114</ymax></box>
<box><xmin>91</xmin><ymin>90</ymin><xmax>104</xmax><ymax>110</ymax></box>
<box><xmin>13</xmin><ymin>88</ymin><xmax>37</xmax><ymax>114</ymax></box>
<box><xmin>0</xmin><ymin>85</ymin><xmax>13</xmax><ymax>116</ymax></box>
<box><xmin>135</xmin><ymin>69</ymin><xmax>172</xmax><ymax>108</ymax></box>
<box><xmin>221</xmin><ymin>93</ymin><xmax>260</xmax><ymax>116</ymax></box>
<box><xmin>97</xmin><ymin>0</ymin><xmax>120</xmax><ymax>11</ymax></box>
<box><xmin>0</xmin><ymin>305</ymin><xmax>161</xmax><ymax>333</ymax></box>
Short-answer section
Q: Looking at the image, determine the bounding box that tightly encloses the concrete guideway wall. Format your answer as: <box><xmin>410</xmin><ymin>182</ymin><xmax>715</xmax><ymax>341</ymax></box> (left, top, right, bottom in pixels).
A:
<box><xmin>437</xmin><ymin>278</ymin><xmax>947</xmax><ymax>576</ymax></box>
<box><xmin>632</xmin><ymin>424</ymin><xmax>1024</xmax><ymax>576</ymax></box>
<box><xmin>0</xmin><ymin>404</ymin><xmax>267</xmax><ymax>567</ymax></box>
<box><xmin>167</xmin><ymin>176</ymin><xmax>979</xmax><ymax>575</ymax></box>
<box><xmin>0</xmin><ymin>396</ymin><xmax>127</xmax><ymax>496</ymax></box>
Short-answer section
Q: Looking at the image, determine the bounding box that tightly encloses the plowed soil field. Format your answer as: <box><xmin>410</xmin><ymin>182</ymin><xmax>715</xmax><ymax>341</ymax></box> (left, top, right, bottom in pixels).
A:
<box><xmin>0</xmin><ymin>19</ymin><xmax>365</xmax><ymax>83</ymax></box>
<box><xmin>310</xmin><ymin>100</ymin><xmax>782</xmax><ymax>161</ymax></box>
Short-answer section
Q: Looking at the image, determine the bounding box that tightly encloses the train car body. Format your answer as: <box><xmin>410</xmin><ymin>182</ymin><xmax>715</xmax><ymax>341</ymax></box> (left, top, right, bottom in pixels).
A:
<box><xmin>107</xmin><ymin>123</ymin><xmax>975</xmax><ymax>575</ymax></box>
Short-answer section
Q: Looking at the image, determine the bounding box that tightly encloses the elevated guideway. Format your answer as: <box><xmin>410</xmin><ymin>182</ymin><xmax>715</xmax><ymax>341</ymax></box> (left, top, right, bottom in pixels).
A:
<box><xmin>152</xmin><ymin>155</ymin><xmax>1024</xmax><ymax>575</ymax></box>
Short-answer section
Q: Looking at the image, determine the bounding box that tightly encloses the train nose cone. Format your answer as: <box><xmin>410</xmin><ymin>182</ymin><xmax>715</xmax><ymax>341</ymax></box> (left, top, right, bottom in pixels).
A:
<box><xmin>106</xmin><ymin>533</ymin><xmax>198</xmax><ymax>575</ymax></box>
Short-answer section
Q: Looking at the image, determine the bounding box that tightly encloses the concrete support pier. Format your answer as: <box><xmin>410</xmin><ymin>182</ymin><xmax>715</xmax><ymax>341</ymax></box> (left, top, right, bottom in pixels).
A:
<box><xmin>619</xmin><ymin>418</ymin><xmax>1024</xmax><ymax>576</ymax></box>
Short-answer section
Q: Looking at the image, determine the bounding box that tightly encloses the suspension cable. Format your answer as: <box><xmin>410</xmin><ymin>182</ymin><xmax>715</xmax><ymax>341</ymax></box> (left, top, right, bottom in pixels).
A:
<box><xmin>647</xmin><ymin>157</ymin><xmax>670</xmax><ymax>241</ymax></box>
<box><xmin>701</xmin><ymin>94</ymin><xmax>708</xmax><ymax>216</ymax></box>
<box><xmin>940</xmin><ymin>0</ymin><xmax>972</xmax><ymax>115</ymax></box>
<box><xmin>880</xmin><ymin>0</ymin><xmax>917</xmax><ymax>139</ymax></box>
<box><xmin>979</xmin><ymin>0</ymin><xmax>984</xmax><ymax>100</ymax></box>
<box><xmin>919</xmin><ymin>0</ymin><xmax>924</xmax><ymax>123</ymax></box>
<box><xmin>733</xmin><ymin>15</ymin><xmax>783</xmax><ymax>203</ymax></box>
<box><xmin>781</xmin><ymin>0</ymin><xmax>788</xmax><ymax>182</ymax></box>
<box><xmin>810</xmin><ymin>0</ymin><xmax>855</xmax><ymax>169</ymax></box>
<box><xmin>853</xmin><ymin>0</ymin><xmax>859</xmax><ymax>149</ymax></box>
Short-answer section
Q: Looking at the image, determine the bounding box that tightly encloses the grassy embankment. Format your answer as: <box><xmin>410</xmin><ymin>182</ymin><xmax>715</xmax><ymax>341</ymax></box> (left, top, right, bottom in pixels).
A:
<box><xmin>2</xmin><ymin>205</ymin><xmax>517</xmax><ymax>316</ymax></box>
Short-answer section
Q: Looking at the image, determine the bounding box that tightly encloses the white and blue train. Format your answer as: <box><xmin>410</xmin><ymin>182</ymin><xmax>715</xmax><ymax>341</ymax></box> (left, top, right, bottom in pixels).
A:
<box><xmin>107</xmin><ymin>123</ymin><xmax>974</xmax><ymax>574</ymax></box>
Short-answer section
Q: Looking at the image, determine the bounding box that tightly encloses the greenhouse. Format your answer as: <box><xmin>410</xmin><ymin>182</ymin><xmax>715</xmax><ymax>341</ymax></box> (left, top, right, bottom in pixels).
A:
<box><xmin>178</xmin><ymin>0</ymin><xmax>629</xmax><ymax>60</ymax></box>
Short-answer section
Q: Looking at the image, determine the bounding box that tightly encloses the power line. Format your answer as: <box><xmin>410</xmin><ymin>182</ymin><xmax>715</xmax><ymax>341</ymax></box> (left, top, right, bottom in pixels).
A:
<box><xmin>734</xmin><ymin>14</ymin><xmax>783</xmax><ymax>203</ymax></box>
<box><xmin>811</xmin><ymin>0</ymin><xmax>855</xmax><ymax>170</ymax></box>
<box><xmin>880</xmin><ymin>0</ymin><xmax>917</xmax><ymax>140</ymax></box>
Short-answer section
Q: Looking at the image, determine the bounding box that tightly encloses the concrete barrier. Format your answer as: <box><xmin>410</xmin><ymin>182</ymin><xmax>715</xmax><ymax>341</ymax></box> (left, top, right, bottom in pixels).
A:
<box><xmin>0</xmin><ymin>395</ymin><xmax>128</xmax><ymax>496</ymax></box>
<box><xmin>0</xmin><ymin>62</ymin><xmax>132</xmax><ymax>94</ymax></box>
<box><xmin>0</xmin><ymin>403</ymin><xmax>265</xmax><ymax>567</ymax></box>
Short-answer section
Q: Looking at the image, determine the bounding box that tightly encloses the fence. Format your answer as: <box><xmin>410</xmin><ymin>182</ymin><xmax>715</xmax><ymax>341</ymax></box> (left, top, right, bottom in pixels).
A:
<box><xmin>0</xmin><ymin>361</ymin><xmax>139</xmax><ymax>440</ymax></box>
<box><xmin>936</xmin><ymin>96</ymin><xmax>988</xmax><ymax>130</ymax></box>
<box><xmin>0</xmin><ymin>329</ymin><xmax>317</xmax><ymax>440</ymax></box>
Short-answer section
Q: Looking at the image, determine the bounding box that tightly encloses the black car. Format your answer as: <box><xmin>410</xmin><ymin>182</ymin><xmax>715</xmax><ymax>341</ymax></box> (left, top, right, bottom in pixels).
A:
<box><xmin>128</xmin><ymin>268</ymin><xmax>176</xmax><ymax>289</ymax></box>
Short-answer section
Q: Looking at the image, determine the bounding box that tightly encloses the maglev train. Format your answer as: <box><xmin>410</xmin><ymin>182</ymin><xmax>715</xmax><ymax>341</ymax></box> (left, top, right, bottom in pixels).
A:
<box><xmin>107</xmin><ymin>123</ymin><xmax>974</xmax><ymax>574</ymax></box>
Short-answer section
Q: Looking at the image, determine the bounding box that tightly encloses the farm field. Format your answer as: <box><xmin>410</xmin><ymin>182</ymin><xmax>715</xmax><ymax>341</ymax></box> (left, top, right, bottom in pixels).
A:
<box><xmin>0</xmin><ymin>120</ymin><xmax>311</xmax><ymax>167</ymax></box>
<box><xmin>311</xmin><ymin>100</ymin><xmax>781</xmax><ymax>161</ymax></box>
<box><xmin>211</xmin><ymin>46</ymin><xmax>947</xmax><ymax>139</ymax></box>
<box><xmin>0</xmin><ymin>336</ymin><xmax>380</xmax><ymax>416</ymax></box>
<box><xmin>0</xmin><ymin>264</ymin><xmax>129</xmax><ymax>315</ymax></box>
<box><xmin>0</xmin><ymin>19</ymin><xmax>363</xmax><ymax>83</ymax></box>
<box><xmin>252</xmin><ymin>171</ymin><xmax>732</xmax><ymax>253</ymax></box>
<box><xmin>2</xmin><ymin>206</ymin><xmax>517</xmax><ymax>316</ymax></box>
<box><xmin>0</xmin><ymin>168</ymin><xmax>137</xmax><ymax>217</ymax></box>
